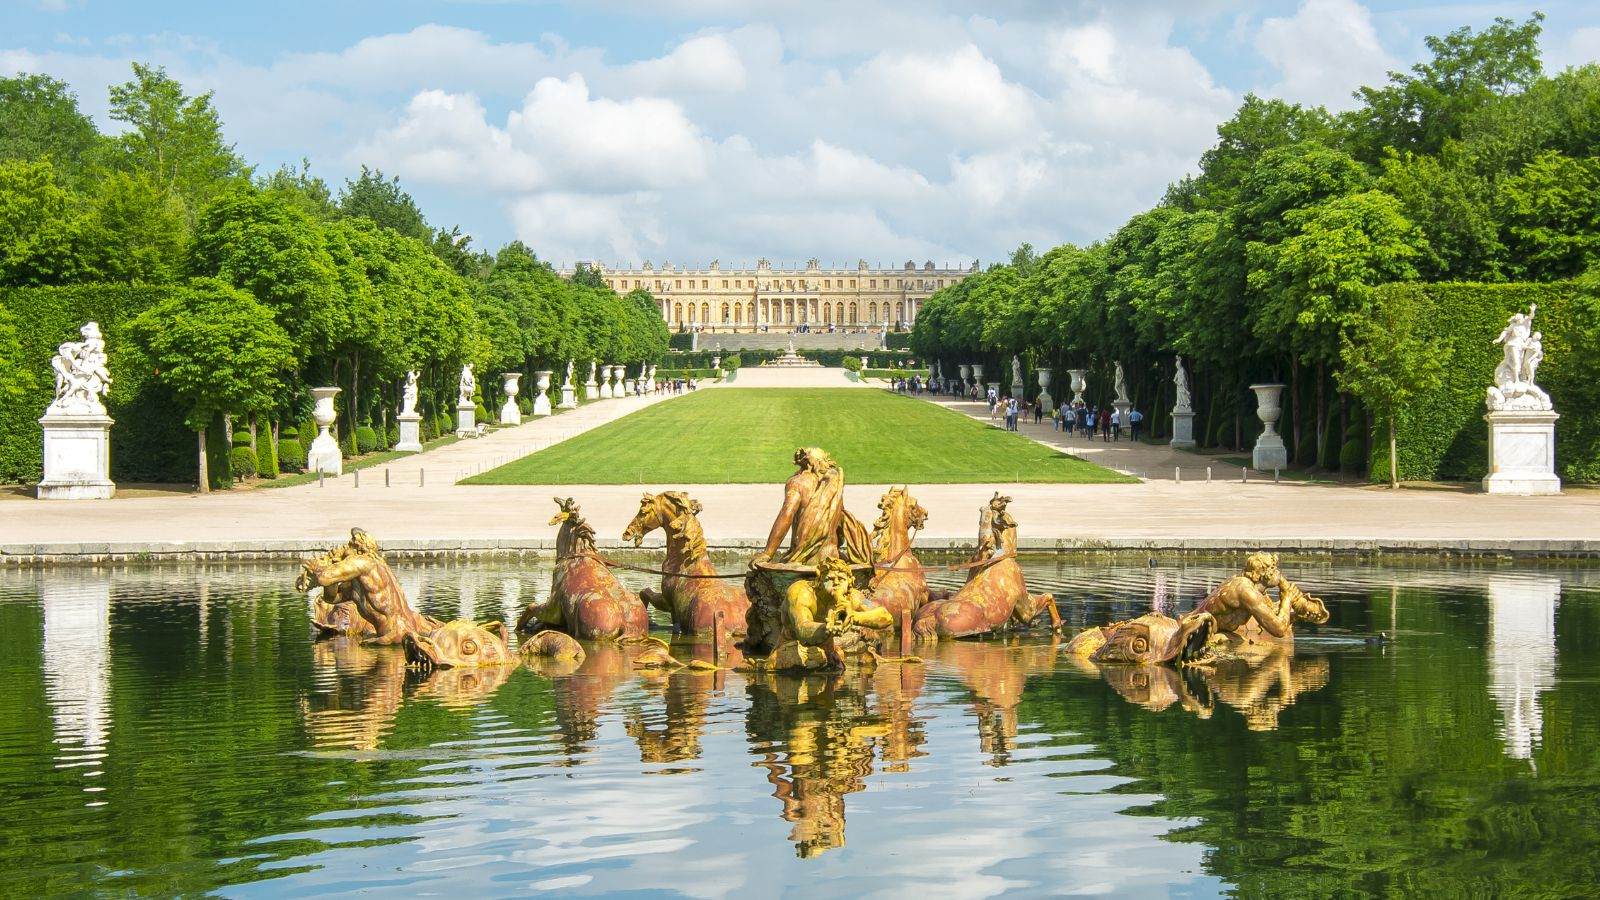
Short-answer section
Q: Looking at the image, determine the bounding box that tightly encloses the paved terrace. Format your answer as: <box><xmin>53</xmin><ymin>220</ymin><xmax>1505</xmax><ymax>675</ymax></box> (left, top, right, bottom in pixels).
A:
<box><xmin>5</xmin><ymin>376</ymin><xmax>1598</xmax><ymax>560</ymax></box>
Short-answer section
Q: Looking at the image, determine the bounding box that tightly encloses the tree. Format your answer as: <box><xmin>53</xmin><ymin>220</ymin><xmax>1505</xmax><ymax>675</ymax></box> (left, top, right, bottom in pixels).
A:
<box><xmin>337</xmin><ymin>166</ymin><xmax>430</xmax><ymax>242</ymax></box>
<box><xmin>431</xmin><ymin>225</ymin><xmax>491</xmax><ymax>280</ymax></box>
<box><xmin>259</xmin><ymin>159</ymin><xmax>337</xmax><ymax>220</ymax></box>
<box><xmin>0</xmin><ymin>73</ymin><xmax>102</xmax><ymax>181</ymax></box>
<box><xmin>128</xmin><ymin>279</ymin><xmax>295</xmax><ymax>492</ymax></box>
<box><xmin>0</xmin><ymin>158</ymin><xmax>94</xmax><ymax>287</ymax></box>
<box><xmin>1378</xmin><ymin>148</ymin><xmax>1502</xmax><ymax>280</ymax></box>
<box><xmin>106</xmin><ymin>63</ymin><xmax>249</xmax><ymax>211</ymax></box>
<box><xmin>1194</xmin><ymin>95</ymin><xmax>1337</xmax><ymax>209</ymax></box>
<box><xmin>1496</xmin><ymin>150</ymin><xmax>1600</xmax><ymax>281</ymax></box>
<box><xmin>84</xmin><ymin>169</ymin><xmax>188</xmax><ymax>283</ymax></box>
<box><xmin>1337</xmin><ymin>287</ymin><xmax>1446</xmax><ymax>487</ymax></box>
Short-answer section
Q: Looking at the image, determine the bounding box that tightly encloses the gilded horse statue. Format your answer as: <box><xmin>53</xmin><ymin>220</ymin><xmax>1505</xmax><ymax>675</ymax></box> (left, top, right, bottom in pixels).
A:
<box><xmin>866</xmin><ymin>486</ymin><xmax>929</xmax><ymax>625</ymax></box>
<box><xmin>911</xmin><ymin>493</ymin><xmax>1058</xmax><ymax>640</ymax></box>
<box><xmin>517</xmin><ymin>498</ymin><xmax>649</xmax><ymax>640</ymax></box>
<box><xmin>297</xmin><ymin>528</ymin><xmax>440</xmax><ymax>644</ymax></box>
<box><xmin>622</xmin><ymin>491</ymin><xmax>751</xmax><ymax>636</ymax></box>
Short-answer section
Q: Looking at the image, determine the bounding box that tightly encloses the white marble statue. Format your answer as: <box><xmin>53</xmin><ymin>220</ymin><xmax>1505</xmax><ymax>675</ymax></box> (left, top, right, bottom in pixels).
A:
<box><xmin>457</xmin><ymin>364</ymin><xmax>476</xmax><ymax>406</ymax></box>
<box><xmin>1173</xmin><ymin>357</ymin><xmax>1192</xmax><ymax>411</ymax></box>
<box><xmin>564</xmin><ymin>360</ymin><xmax>574</xmax><ymax>387</ymax></box>
<box><xmin>1487</xmin><ymin>306</ymin><xmax>1552</xmax><ymax>411</ymax></box>
<box><xmin>1011</xmin><ymin>355</ymin><xmax>1024</xmax><ymax>389</ymax></box>
<box><xmin>401</xmin><ymin>370</ymin><xmax>419</xmax><ymax>416</ymax></box>
<box><xmin>47</xmin><ymin>322</ymin><xmax>113</xmax><ymax>416</ymax></box>
<box><xmin>1113</xmin><ymin>362</ymin><xmax>1129</xmax><ymax>403</ymax></box>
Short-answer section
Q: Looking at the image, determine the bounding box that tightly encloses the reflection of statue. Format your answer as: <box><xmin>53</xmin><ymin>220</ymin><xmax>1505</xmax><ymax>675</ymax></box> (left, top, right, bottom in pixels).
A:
<box><xmin>401</xmin><ymin>370</ymin><xmax>419</xmax><ymax>416</ymax></box>
<box><xmin>517</xmin><ymin>498</ymin><xmax>649</xmax><ymax>640</ymax></box>
<box><xmin>1488</xmin><ymin>305</ymin><xmax>1552</xmax><ymax>410</ymax></box>
<box><xmin>296</xmin><ymin>528</ymin><xmax>439</xmax><ymax>645</ymax></box>
<box><xmin>457</xmin><ymin>364</ymin><xmax>475</xmax><ymax>405</ymax></box>
<box><xmin>911</xmin><ymin>493</ymin><xmax>1057</xmax><ymax>639</ymax></box>
<box><xmin>743</xmin><ymin>448</ymin><xmax>874</xmax><ymax>654</ymax></box>
<box><xmin>1113</xmin><ymin>362</ymin><xmax>1129</xmax><ymax>403</ymax></box>
<box><xmin>47</xmin><ymin>321</ymin><xmax>113</xmax><ymax>415</ymax></box>
<box><xmin>1173</xmin><ymin>357</ymin><xmax>1191</xmax><ymax>411</ymax></box>
<box><xmin>931</xmin><ymin>637</ymin><xmax>1059</xmax><ymax>766</ymax></box>
<box><xmin>301</xmin><ymin>637</ymin><xmax>406</xmax><ymax>751</ymax></box>
<box><xmin>622</xmin><ymin>491</ymin><xmax>751</xmax><ymax>636</ymax></box>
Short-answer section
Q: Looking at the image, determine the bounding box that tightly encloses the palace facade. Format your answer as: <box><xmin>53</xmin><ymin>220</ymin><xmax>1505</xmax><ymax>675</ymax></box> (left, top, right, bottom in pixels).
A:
<box><xmin>576</xmin><ymin>258</ymin><xmax>974</xmax><ymax>332</ymax></box>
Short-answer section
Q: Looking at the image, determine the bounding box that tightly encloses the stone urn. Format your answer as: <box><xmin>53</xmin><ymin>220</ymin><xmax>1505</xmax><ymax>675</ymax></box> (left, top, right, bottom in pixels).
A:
<box><xmin>1249</xmin><ymin>383</ymin><xmax>1288</xmax><ymax>471</ymax></box>
<box><xmin>500</xmin><ymin>373</ymin><xmax>522</xmax><ymax>425</ymax></box>
<box><xmin>533</xmin><ymin>370</ymin><xmax>553</xmax><ymax>416</ymax></box>
<box><xmin>1069</xmin><ymin>369</ymin><xmax>1087</xmax><ymax>406</ymax></box>
<box><xmin>972</xmin><ymin>364</ymin><xmax>984</xmax><ymax>393</ymax></box>
<box><xmin>1036</xmin><ymin>368</ymin><xmax>1054</xmax><ymax>415</ymax></box>
<box><xmin>307</xmin><ymin>386</ymin><xmax>343</xmax><ymax>475</ymax></box>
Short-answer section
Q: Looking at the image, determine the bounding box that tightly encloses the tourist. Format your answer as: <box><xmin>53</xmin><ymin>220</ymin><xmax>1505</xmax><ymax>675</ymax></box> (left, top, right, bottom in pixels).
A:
<box><xmin>1101</xmin><ymin>407</ymin><xmax>1113</xmax><ymax>442</ymax></box>
<box><xmin>1129</xmin><ymin>408</ymin><xmax>1144</xmax><ymax>441</ymax></box>
<box><xmin>1032</xmin><ymin>398</ymin><xmax>1043</xmax><ymax>425</ymax></box>
<box><xmin>1008</xmin><ymin>396</ymin><xmax>1020</xmax><ymax>431</ymax></box>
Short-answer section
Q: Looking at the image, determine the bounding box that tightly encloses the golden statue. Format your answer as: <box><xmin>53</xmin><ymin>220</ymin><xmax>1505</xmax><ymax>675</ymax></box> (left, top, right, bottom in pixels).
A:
<box><xmin>752</xmin><ymin>557</ymin><xmax>895</xmax><ymax>672</ymax></box>
<box><xmin>297</xmin><ymin>528</ymin><xmax>440</xmax><ymax>645</ymax></box>
<box><xmin>517</xmin><ymin>498</ymin><xmax>650</xmax><ymax>641</ymax></box>
<box><xmin>622</xmin><ymin>491</ymin><xmax>750</xmax><ymax>636</ymax></box>
<box><xmin>743</xmin><ymin>448</ymin><xmax>874</xmax><ymax>654</ymax></box>
<box><xmin>866</xmin><ymin>486</ymin><xmax>929</xmax><ymax>625</ymax></box>
<box><xmin>404</xmin><ymin>618</ymin><xmax>515</xmax><ymax>670</ymax></box>
<box><xmin>911</xmin><ymin>493</ymin><xmax>1058</xmax><ymax>640</ymax></box>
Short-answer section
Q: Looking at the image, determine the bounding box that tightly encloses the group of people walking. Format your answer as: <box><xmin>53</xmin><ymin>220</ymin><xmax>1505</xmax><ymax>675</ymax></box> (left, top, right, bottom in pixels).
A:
<box><xmin>981</xmin><ymin>389</ymin><xmax>1143</xmax><ymax>441</ymax></box>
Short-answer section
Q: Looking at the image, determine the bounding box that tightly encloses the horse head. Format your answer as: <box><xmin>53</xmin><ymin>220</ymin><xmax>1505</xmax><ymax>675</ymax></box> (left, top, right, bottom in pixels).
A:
<box><xmin>873</xmin><ymin>486</ymin><xmax>927</xmax><ymax>557</ymax></box>
<box><xmin>551</xmin><ymin>497</ymin><xmax>596</xmax><ymax>555</ymax></box>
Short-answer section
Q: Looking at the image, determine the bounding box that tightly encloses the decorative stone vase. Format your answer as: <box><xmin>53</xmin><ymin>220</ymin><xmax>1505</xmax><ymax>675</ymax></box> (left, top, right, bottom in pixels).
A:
<box><xmin>1483</xmin><ymin>410</ymin><xmax>1561</xmax><ymax>494</ymax></box>
<box><xmin>597</xmin><ymin>365</ymin><xmax>613</xmax><ymax>399</ymax></box>
<box><xmin>307</xmin><ymin>386</ymin><xmax>343</xmax><ymax>475</ymax></box>
<box><xmin>1069</xmin><ymin>369</ymin><xmax>1087</xmax><ymax>406</ymax></box>
<box><xmin>500</xmin><ymin>373</ymin><xmax>522</xmax><ymax>425</ymax></box>
<box><xmin>959</xmin><ymin>364</ymin><xmax>970</xmax><ymax>389</ymax></box>
<box><xmin>1036</xmin><ymin>368</ymin><xmax>1054</xmax><ymax>415</ymax></box>
<box><xmin>610</xmin><ymin>365</ymin><xmax>624</xmax><ymax>396</ymax></box>
<box><xmin>1249</xmin><ymin>383</ymin><xmax>1288</xmax><ymax>471</ymax></box>
<box><xmin>532</xmin><ymin>371</ymin><xmax>553</xmax><ymax>416</ymax></box>
<box><xmin>972</xmin><ymin>364</ymin><xmax>984</xmax><ymax>389</ymax></box>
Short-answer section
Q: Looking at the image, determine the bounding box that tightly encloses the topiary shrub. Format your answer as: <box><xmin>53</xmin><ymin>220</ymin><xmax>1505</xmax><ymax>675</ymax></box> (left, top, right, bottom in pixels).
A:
<box><xmin>279</xmin><ymin>425</ymin><xmax>298</xmax><ymax>440</ymax></box>
<box><xmin>231</xmin><ymin>431</ymin><xmax>252</xmax><ymax>448</ymax></box>
<box><xmin>387</xmin><ymin>424</ymin><xmax>400</xmax><ymax>446</ymax></box>
<box><xmin>258</xmin><ymin>428</ymin><xmax>279</xmax><ymax>479</ymax></box>
<box><xmin>518</xmin><ymin>397</ymin><xmax>533</xmax><ymax>415</ymax></box>
<box><xmin>230</xmin><ymin>446</ymin><xmax>258</xmax><ymax>480</ymax></box>
<box><xmin>1339</xmin><ymin>418</ymin><xmax>1367</xmax><ymax>474</ymax></box>
<box><xmin>474</xmin><ymin>401</ymin><xmax>488</xmax><ymax>424</ymax></box>
<box><xmin>356</xmin><ymin>425</ymin><xmax>379</xmax><ymax>454</ymax></box>
<box><xmin>278</xmin><ymin>438</ymin><xmax>306</xmax><ymax>472</ymax></box>
<box><xmin>436</xmin><ymin>413</ymin><xmax>453</xmax><ymax>436</ymax></box>
<box><xmin>841</xmin><ymin>355</ymin><xmax>863</xmax><ymax>372</ymax></box>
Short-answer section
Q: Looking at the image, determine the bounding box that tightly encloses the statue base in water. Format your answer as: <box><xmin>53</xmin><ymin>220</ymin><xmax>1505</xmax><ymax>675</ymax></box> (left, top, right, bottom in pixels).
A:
<box><xmin>1483</xmin><ymin>409</ymin><xmax>1560</xmax><ymax>495</ymax></box>
<box><xmin>394</xmin><ymin>413</ymin><xmax>422</xmax><ymax>453</ymax></box>
<box><xmin>36</xmin><ymin>413</ymin><xmax>115</xmax><ymax>500</ymax></box>
<box><xmin>1170</xmin><ymin>409</ymin><xmax>1195</xmax><ymax>449</ymax></box>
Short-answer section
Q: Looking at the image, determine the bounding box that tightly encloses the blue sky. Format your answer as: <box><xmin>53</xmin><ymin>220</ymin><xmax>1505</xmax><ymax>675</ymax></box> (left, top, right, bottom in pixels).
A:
<box><xmin>5</xmin><ymin>1</ymin><xmax>1598</xmax><ymax>266</ymax></box>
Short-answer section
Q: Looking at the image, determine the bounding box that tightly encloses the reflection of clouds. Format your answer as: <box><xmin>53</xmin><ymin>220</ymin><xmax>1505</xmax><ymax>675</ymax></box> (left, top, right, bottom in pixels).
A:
<box><xmin>40</xmin><ymin>574</ymin><xmax>112</xmax><ymax>801</ymax></box>
<box><xmin>1487</xmin><ymin>575</ymin><xmax>1559</xmax><ymax>760</ymax></box>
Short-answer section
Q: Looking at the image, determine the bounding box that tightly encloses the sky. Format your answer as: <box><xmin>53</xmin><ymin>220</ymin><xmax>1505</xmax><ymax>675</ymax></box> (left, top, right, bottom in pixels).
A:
<box><xmin>4</xmin><ymin>1</ymin><xmax>1599</xmax><ymax>268</ymax></box>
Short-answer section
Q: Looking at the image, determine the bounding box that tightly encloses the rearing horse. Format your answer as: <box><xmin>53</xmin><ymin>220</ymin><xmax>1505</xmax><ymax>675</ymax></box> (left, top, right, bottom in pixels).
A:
<box><xmin>622</xmin><ymin>491</ymin><xmax>750</xmax><ymax>636</ymax></box>
<box><xmin>866</xmin><ymin>486</ymin><xmax>929</xmax><ymax>625</ymax></box>
<box><xmin>517</xmin><ymin>497</ymin><xmax>649</xmax><ymax>640</ymax></box>
<box><xmin>912</xmin><ymin>493</ymin><xmax>1058</xmax><ymax>640</ymax></box>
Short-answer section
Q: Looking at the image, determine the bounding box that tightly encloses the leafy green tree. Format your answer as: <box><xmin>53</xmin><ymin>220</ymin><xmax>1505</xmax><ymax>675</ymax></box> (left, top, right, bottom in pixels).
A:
<box><xmin>0</xmin><ymin>158</ymin><xmax>94</xmax><ymax>286</ymax></box>
<box><xmin>1496</xmin><ymin>150</ymin><xmax>1600</xmax><ymax>280</ymax></box>
<box><xmin>1378</xmin><ymin>148</ymin><xmax>1502</xmax><ymax>280</ymax></box>
<box><xmin>0</xmin><ymin>300</ymin><xmax>32</xmax><ymax>410</ymax></box>
<box><xmin>1337</xmin><ymin>287</ymin><xmax>1447</xmax><ymax>487</ymax></box>
<box><xmin>0</xmin><ymin>73</ymin><xmax>102</xmax><ymax>181</ymax></box>
<box><xmin>128</xmin><ymin>279</ymin><xmax>295</xmax><ymax>492</ymax></box>
<box><xmin>570</xmin><ymin>261</ymin><xmax>606</xmax><ymax>289</ymax></box>
<box><xmin>1192</xmin><ymin>95</ymin><xmax>1337</xmax><ymax>210</ymax></box>
<box><xmin>337</xmin><ymin>166</ymin><xmax>430</xmax><ymax>242</ymax></box>
<box><xmin>84</xmin><ymin>169</ymin><xmax>188</xmax><ymax>283</ymax></box>
<box><xmin>106</xmin><ymin>63</ymin><xmax>249</xmax><ymax>211</ymax></box>
<box><xmin>431</xmin><ymin>225</ymin><xmax>491</xmax><ymax>280</ymax></box>
<box><xmin>259</xmin><ymin>159</ymin><xmax>338</xmax><ymax>220</ymax></box>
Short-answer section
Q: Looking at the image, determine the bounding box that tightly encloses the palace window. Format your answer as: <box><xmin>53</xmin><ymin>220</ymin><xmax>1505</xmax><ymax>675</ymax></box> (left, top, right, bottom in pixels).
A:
<box><xmin>850</xmin><ymin>279</ymin><xmax>856</xmax><ymax>288</ymax></box>
<box><xmin>702</xmin><ymin>280</ymin><xmax>709</xmax><ymax>288</ymax></box>
<box><xmin>824</xmin><ymin>279</ymin><xmax>831</xmax><ymax>288</ymax></box>
<box><xmin>722</xmin><ymin>280</ymin><xmax>728</xmax><ymax>288</ymax></box>
<box><xmin>675</xmin><ymin>280</ymin><xmax>682</xmax><ymax>288</ymax></box>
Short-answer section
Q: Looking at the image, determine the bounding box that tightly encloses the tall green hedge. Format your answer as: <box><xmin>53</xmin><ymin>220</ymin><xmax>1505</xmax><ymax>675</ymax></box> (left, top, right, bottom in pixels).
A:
<box><xmin>0</xmin><ymin>284</ymin><xmax>196</xmax><ymax>484</ymax></box>
<box><xmin>1375</xmin><ymin>281</ymin><xmax>1600</xmax><ymax>482</ymax></box>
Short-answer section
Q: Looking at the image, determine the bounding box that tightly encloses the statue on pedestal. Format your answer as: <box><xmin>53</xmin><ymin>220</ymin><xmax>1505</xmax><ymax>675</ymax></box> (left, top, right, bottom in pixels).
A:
<box><xmin>457</xmin><ymin>364</ymin><xmax>475</xmax><ymax>406</ymax></box>
<box><xmin>47</xmin><ymin>322</ymin><xmax>112</xmax><ymax>416</ymax></box>
<box><xmin>1487</xmin><ymin>305</ymin><xmax>1552</xmax><ymax>411</ymax></box>
<box><xmin>400</xmin><ymin>370</ymin><xmax>419</xmax><ymax>416</ymax></box>
<box><xmin>1173</xmin><ymin>357</ymin><xmax>1192</xmax><ymax>411</ymax></box>
<box><xmin>1113</xmin><ymin>362</ymin><xmax>1129</xmax><ymax>404</ymax></box>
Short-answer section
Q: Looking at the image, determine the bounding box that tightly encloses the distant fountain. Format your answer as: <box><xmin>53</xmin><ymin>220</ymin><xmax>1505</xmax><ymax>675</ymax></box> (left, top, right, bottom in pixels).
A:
<box><xmin>764</xmin><ymin>340</ymin><xmax>821</xmax><ymax>367</ymax></box>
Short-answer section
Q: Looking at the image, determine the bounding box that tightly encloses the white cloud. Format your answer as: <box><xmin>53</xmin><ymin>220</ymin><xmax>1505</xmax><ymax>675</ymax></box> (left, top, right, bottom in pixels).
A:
<box><xmin>616</xmin><ymin>33</ymin><xmax>746</xmax><ymax>93</ymax></box>
<box><xmin>1256</xmin><ymin>0</ymin><xmax>1394</xmax><ymax>110</ymax></box>
<box><xmin>851</xmin><ymin>45</ymin><xmax>1038</xmax><ymax>146</ymax></box>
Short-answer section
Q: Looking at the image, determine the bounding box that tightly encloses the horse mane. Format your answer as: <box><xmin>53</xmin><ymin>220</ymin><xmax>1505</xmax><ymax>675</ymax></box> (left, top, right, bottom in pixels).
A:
<box><xmin>659</xmin><ymin>491</ymin><xmax>708</xmax><ymax>562</ymax></box>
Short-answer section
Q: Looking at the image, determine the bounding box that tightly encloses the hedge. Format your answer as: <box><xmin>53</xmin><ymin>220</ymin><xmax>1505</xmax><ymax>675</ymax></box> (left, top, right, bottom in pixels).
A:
<box><xmin>1374</xmin><ymin>281</ymin><xmax>1600</xmax><ymax>482</ymax></box>
<box><xmin>0</xmin><ymin>284</ymin><xmax>197</xmax><ymax>484</ymax></box>
<box><xmin>355</xmin><ymin>425</ymin><xmax>379</xmax><ymax>454</ymax></box>
<box><xmin>258</xmin><ymin>427</ymin><xmax>279</xmax><ymax>479</ymax></box>
<box><xmin>229</xmin><ymin>446</ymin><xmax>258</xmax><ymax>479</ymax></box>
<box><xmin>278</xmin><ymin>437</ymin><xmax>306</xmax><ymax>472</ymax></box>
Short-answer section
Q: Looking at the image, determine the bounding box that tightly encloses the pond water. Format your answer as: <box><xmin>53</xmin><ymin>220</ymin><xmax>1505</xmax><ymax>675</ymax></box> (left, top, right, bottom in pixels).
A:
<box><xmin>2</xmin><ymin>557</ymin><xmax>1597</xmax><ymax>897</ymax></box>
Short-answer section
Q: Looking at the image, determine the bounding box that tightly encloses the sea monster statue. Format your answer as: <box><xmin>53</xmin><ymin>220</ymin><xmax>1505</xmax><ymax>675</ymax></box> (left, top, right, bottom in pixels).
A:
<box><xmin>622</xmin><ymin>491</ymin><xmax>751</xmax><ymax>636</ymax></box>
<box><xmin>911</xmin><ymin>493</ymin><xmax>1058</xmax><ymax>640</ymax></box>
<box><xmin>517</xmin><ymin>498</ymin><xmax>650</xmax><ymax>640</ymax></box>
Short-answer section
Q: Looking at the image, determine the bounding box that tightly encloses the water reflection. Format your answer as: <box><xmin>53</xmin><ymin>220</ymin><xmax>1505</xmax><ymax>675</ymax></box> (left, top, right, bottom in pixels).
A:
<box><xmin>1</xmin><ymin>560</ymin><xmax>1597</xmax><ymax>896</ymax></box>
<box><xmin>1486</xmin><ymin>574</ymin><xmax>1559</xmax><ymax>760</ymax></box>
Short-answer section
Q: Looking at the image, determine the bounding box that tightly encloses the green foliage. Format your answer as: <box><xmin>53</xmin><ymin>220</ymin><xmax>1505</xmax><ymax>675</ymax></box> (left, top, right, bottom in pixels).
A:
<box><xmin>723</xmin><ymin>353</ymin><xmax>742</xmax><ymax>370</ymax></box>
<box><xmin>387</xmin><ymin>424</ymin><xmax>399</xmax><ymax>447</ymax></box>
<box><xmin>337</xmin><ymin>166</ymin><xmax>429</xmax><ymax>242</ymax></box>
<box><xmin>229</xmin><ymin>445</ymin><xmax>258</xmax><ymax>479</ymax></box>
<box><xmin>0</xmin><ymin>73</ymin><xmax>102</xmax><ymax>182</ymax></box>
<box><xmin>1337</xmin><ymin>284</ymin><xmax>1446</xmax><ymax>486</ymax></box>
<box><xmin>276</xmin><ymin>437</ymin><xmax>305</xmax><ymax>473</ymax></box>
<box><xmin>106</xmin><ymin>63</ymin><xmax>248</xmax><ymax>210</ymax></box>
<box><xmin>204</xmin><ymin>413</ymin><xmax>231</xmax><ymax>490</ymax></box>
<box><xmin>0</xmin><ymin>158</ymin><xmax>95</xmax><ymax>286</ymax></box>
<box><xmin>884</xmin><ymin>332</ymin><xmax>913</xmax><ymax>350</ymax></box>
<box><xmin>355</xmin><ymin>425</ymin><xmax>378</xmax><ymax>454</ymax></box>
<box><xmin>257</xmin><ymin>427</ymin><xmax>279</xmax><ymax>479</ymax></box>
<box><xmin>1496</xmin><ymin>151</ymin><xmax>1600</xmax><ymax>280</ymax></box>
<box><xmin>841</xmin><ymin>355</ymin><xmax>863</xmax><ymax>372</ymax></box>
<box><xmin>230</xmin><ymin>431</ymin><xmax>251</xmax><ymax>447</ymax></box>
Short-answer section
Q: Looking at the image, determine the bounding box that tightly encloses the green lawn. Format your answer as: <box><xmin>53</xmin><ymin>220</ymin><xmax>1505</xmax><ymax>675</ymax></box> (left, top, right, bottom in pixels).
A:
<box><xmin>464</xmin><ymin>388</ymin><xmax>1135</xmax><ymax>484</ymax></box>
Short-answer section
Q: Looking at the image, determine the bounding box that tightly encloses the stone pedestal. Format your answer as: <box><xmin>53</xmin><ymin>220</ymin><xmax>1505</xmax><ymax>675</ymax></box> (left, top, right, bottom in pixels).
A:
<box><xmin>533</xmin><ymin>371</ymin><xmax>553</xmax><ymax>416</ymax></box>
<box><xmin>1169</xmin><ymin>409</ymin><xmax>1196</xmax><ymax>449</ymax></box>
<box><xmin>37</xmin><ymin>413</ymin><xmax>115</xmax><ymax>500</ymax></box>
<box><xmin>1483</xmin><ymin>410</ymin><xmax>1561</xmax><ymax>494</ymax></box>
<box><xmin>499</xmin><ymin>373</ymin><xmax>522</xmax><ymax>425</ymax></box>
<box><xmin>1113</xmin><ymin>400</ymin><xmax>1132</xmax><ymax>436</ymax></box>
<box><xmin>394</xmin><ymin>413</ymin><xmax>423</xmax><ymax>452</ymax></box>
<box><xmin>307</xmin><ymin>386</ymin><xmax>343</xmax><ymax>476</ymax></box>
<box><xmin>456</xmin><ymin>400</ymin><xmax>477</xmax><ymax>437</ymax></box>
<box><xmin>560</xmin><ymin>381</ymin><xmax>577</xmax><ymax>409</ymax></box>
<box><xmin>1249</xmin><ymin>383</ymin><xmax>1288</xmax><ymax>471</ymax></box>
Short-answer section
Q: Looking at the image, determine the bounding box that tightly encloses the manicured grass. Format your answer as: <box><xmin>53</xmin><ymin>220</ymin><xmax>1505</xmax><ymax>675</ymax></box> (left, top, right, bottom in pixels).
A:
<box><xmin>464</xmin><ymin>388</ymin><xmax>1136</xmax><ymax>484</ymax></box>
